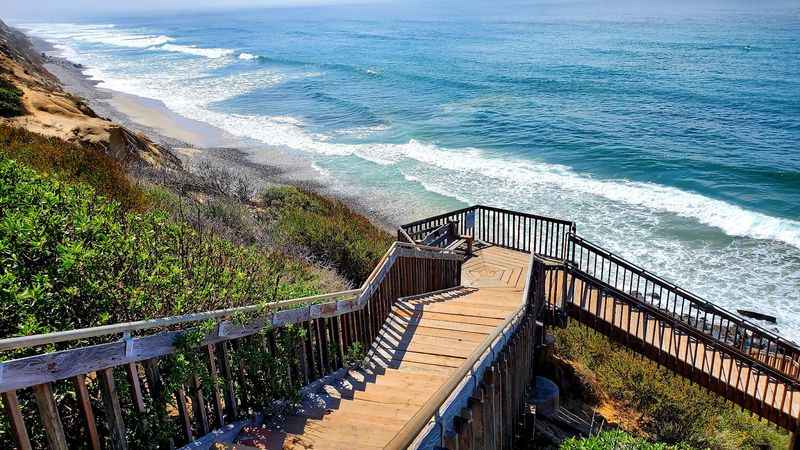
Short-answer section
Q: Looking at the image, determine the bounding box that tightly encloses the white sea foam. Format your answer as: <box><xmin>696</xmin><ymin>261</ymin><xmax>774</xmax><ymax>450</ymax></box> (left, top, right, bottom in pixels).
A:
<box><xmin>21</xmin><ymin>20</ymin><xmax>800</xmax><ymax>338</ymax></box>
<box><xmin>20</xmin><ymin>22</ymin><xmax>233</xmax><ymax>59</ymax></box>
<box><xmin>238</xmin><ymin>52</ymin><xmax>257</xmax><ymax>60</ymax></box>
<box><xmin>28</xmin><ymin>22</ymin><xmax>800</xmax><ymax>250</ymax></box>
<box><xmin>155</xmin><ymin>44</ymin><xmax>234</xmax><ymax>59</ymax></box>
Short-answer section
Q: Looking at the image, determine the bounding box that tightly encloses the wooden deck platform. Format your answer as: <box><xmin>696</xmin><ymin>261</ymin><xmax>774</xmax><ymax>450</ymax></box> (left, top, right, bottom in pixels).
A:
<box><xmin>238</xmin><ymin>246</ymin><xmax>529</xmax><ymax>449</ymax></box>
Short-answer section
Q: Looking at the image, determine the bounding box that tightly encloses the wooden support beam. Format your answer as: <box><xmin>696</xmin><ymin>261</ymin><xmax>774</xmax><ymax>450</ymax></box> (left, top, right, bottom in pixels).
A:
<box><xmin>469</xmin><ymin>392</ymin><xmax>485</xmax><ymax>450</ymax></box>
<box><xmin>73</xmin><ymin>374</ymin><xmax>102</xmax><ymax>450</ymax></box>
<box><xmin>191</xmin><ymin>375</ymin><xmax>210</xmax><ymax>436</ymax></box>
<box><xmin>2</xmin><ymin>390</ymin><xmax>32</xmax><ymax>450</ymax></box>
<box><xmin>175</xmin><ymin>388</ymin><xmax>193</xmax><ymax>443</ymax></box>
<box><xmin>205</xmin><ymin>344</ymin><xmax>225</xmax><ymax>428</ymax></box>
<box><xmin>217</xmin><ymin>342</ymin><xmax>238</xmax><ymax>421</ymax></box>
<box><xmin>126</xmin><ymin>362</ymin><xmax>146</xmax><ymax>413</ymax></box>
<box><xmin>98</xmin><ymin>368</ymin><xmax>128</xmax><ymax>450</ymax></box>
<box><xmin>33</xmin><ymin>382</ymin><xmax>68</xmax><ymax>450</ymax></box>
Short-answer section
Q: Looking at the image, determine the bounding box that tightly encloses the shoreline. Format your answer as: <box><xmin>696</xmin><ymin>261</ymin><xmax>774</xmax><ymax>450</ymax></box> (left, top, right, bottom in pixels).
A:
<box><xmin>31</xmin><ymin>34</ymin><xmax>401</xmax><ymax>232</ymax></box>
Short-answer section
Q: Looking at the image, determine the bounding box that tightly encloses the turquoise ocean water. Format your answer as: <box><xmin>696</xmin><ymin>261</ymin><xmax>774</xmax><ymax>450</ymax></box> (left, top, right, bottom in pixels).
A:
<box><xmin>15</xmin><ymin>1</ymin><xmax>800</xmax><ymax>338</ymax></box>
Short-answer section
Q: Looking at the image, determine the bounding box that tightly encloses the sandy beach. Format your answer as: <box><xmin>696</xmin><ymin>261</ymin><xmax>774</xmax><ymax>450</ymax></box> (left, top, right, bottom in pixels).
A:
<box><xmin>32</xmin><ymin>35</ymin><xmax>400</xmax><ymax>231</ymax></box>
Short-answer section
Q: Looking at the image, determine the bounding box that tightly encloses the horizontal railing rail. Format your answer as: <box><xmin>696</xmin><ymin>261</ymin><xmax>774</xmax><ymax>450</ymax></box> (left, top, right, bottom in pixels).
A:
<box><xmin>0</xmin><ymin>242</ymin><xmax>463</xmax><ymax>450</ymax></box>
<box><xmin>401</xmin><ymin>205</ymin><xmax>575</xmax><ymax>260</ymax></box>
<box><xmin>559</xmin><ymin>263</ymin><xmax>800</xmax><ymax>429</ymax></box>
<box><xmin>0</xmin><ymin>290</ymin><xmax>361</xmax><ymax>353</ymax></box>
<box><xmin>568</xmin><ymin>234</ymin><xmax>800</xmax><ymax>379</ymax></box>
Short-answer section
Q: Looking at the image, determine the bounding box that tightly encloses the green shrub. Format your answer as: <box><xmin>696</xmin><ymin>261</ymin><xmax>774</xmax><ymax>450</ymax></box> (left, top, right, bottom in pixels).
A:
<box><xmin>561</xmin><ymin>430</ymin><xmax>692</xmax><ymax>449</ymax></box>
<box><xmin>262</xmin><ymin>186</ymin><xmax>392</xmax><ymax>285</ymax></box>
<box><xmin>552</xmin><ymin>322</ymin><xmax>789</xmax><ymax>449</ymax></box>
<box><xmin>0</xmin><ymin>78</ymin><xmax>24</xmax><ymax>117</ymax></box>
<box><xmin>0</xmin><ymin>157</ymin><xmax>322</xmax><ymax>342</ymax></box>
<box><xmin>0</xmin><ymin>124</ymin><xmax>146</xmax><ymax>210</ymax></box>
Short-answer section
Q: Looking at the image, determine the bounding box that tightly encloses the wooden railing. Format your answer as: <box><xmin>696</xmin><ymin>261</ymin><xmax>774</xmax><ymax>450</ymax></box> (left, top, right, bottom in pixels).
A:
<box><xmin>402</xmin><ymin>205</ymin><xmax>800</xmax><ymax>441</ymax></box>
<box><xmin>544</xmin><ymin>260</ymin><xmax>800</xmax><ymax>430</ymax></box>
<box><xmin>0</xmin><ymin>242</ymin><xmax>462</xmax><ymax>450</ymax></box>
<box><xmin>400</xmin><ymin>205</ymin><xmax>575</xmax><ymax>260</ymax></box>
<box><xmin>568</xmin><ymin>235</ymin><xmax>800</xmax><ymax>380</ymax></box>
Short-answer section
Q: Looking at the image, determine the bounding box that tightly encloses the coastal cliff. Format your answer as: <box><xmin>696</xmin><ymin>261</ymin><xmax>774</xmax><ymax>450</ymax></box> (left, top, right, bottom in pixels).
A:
<box><xmin>0</xmin><ymin>19</ymin><xmax>180</xmax><ymax>169</ymax></box>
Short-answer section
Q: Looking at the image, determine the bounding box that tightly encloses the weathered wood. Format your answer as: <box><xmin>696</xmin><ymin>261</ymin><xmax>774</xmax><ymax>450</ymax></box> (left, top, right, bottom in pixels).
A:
<box><xmin>2</xmin><ymin>390</ymin><xmax>32</xmax><ymax>450</ymax></box>
<box><xmin>0</xmin><ymin>289</ymin><xmax>360</xmax><ymax>352</ymax></box>
<box><xmin>98</xmin><ymin>368</ymin><xmax>128</xmax><ymax>450</ymax></box>
<box><xmin>175</xmin><ymin>388</ymin><xmax>193</xmax><ymax>442</ymax></box>
<box><xmin>0</xmin><ymin>300</ymin><xmax>366</xmax><ymax>392</ymax></box>
<box><xmin>73</xmin><ymin>374</ymin><xmax>102</xmax><ymax>450</ymax></box>
<box><xmin>191</xmin><ymin>375</ymin><xmax>210</xmax><ymax>436</ymax></box>
<box><xmin>205</xmin><ymin>344</ymin><xmax>225</xmax><ymax>428</ymax></box>
<box><xmin>456</xmin><ymin>408</ymin><xmax>473</xmax><ymax>450</ymax></box>
<box><xmin>126</xmin><ymin>362</ymin><xmax>146</xmax><ymax>413</ymax></box>
<box><xmin>469</xmin><ymin>392</ymin><xmax>485</xmax><ymax>450</ymax></box>
<box><xmin>33</xmin><ymin>383</ymin><xmax>68</xmax><ymax>450</ymax></box>
<box><xmin>217</xmin><ymin>341</ymin><xmax>238</xmax><ymax>421</ymax></box>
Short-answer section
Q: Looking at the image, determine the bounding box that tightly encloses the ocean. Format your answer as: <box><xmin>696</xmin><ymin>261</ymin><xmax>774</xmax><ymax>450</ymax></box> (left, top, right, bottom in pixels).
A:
<box><xmin>14</xmin><ymin>2</ymin><xmax>800</xmax><ymax>338</ymax></box>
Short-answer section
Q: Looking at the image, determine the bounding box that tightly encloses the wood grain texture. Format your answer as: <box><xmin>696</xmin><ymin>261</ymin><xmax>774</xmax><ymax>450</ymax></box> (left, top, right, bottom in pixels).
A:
<box><xmin>98</xmin><ymin>368</ymin><xmax>128</xmax><ymax>450</ymax></box>
<box><xmin>33</xmin><ymin>383</ymin><xmax>68</xmax><ymax>450</ymax></box>
<box><xmin>73</xmin><ymin>374</ymin><xmax>102</xmax><ymax>450</ymax></box>
<box><xmin>2</xmin><ymin>390</ymin><xmax>32</xmax><ymax>450</ymax></box>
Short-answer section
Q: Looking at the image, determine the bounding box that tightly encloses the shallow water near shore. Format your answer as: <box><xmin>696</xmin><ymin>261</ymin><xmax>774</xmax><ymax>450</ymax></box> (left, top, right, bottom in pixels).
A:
<box><xmin>13</xmin><ymin>2</ymin><xmax>800</xmax><ymax>339</ymax></box>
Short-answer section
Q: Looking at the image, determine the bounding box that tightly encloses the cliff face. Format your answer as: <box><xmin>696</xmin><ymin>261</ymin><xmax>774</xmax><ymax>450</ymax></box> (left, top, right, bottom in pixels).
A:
<box><xmin>0</xmin><ymin>19</ymin><xmax>180</xmax><ymax>169</ymax></box>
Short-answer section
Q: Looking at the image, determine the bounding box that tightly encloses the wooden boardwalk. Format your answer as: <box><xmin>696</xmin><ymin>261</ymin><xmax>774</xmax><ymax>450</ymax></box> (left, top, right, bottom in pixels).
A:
<box><xmin>239</xmin><ymin>246</ymin><xmax>528</xmax><ymax>449</ymax></box>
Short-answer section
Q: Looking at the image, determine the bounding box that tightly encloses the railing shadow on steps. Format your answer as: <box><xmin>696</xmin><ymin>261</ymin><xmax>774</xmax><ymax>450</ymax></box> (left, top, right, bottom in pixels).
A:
<box><xmin>0</xmin><ymin>242</ymin><xmax>462</xmax><ymax>450</ymax></box>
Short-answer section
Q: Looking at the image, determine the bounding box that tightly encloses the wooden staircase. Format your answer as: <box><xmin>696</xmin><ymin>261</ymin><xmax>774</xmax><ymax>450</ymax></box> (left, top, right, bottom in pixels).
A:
<box><xmin>237</xmin><ymin>247</ymin><xmax>529</xmax><ymax>449</ymax></box>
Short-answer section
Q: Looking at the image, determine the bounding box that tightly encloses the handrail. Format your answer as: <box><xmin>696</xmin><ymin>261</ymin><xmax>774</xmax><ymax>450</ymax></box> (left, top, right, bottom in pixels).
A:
<box><xmin>567</xmin><ymin>265</ymin><xmax>800</xmax><ymax>390</ymax></box>
<box><xmin>0</xmin><ymin>290</ymin><xmax>361</xmax><ymax>352</ymax></box>
<box><xmin>386</xmin><ymin>301</ymin><xmax>528</xmax><ymax>449</ymax></box>
<box><xmin>400</xmin><ymin>205</ymin><xmax>477</xmax><ymax>229</ymax></box>
<box><xmin>568</xmin><ymin>235</ymin><xmax>800</xmax><ymax>354</ymax></box>
<box><xmin>474</xmin><ymin>204</ymin><xmax>574</xmax><ymax>226</ymax></box>
<box><xmin>0</xmin><ymin>241</ymin><xmax>460</xmax><ymax>353</ymax></box>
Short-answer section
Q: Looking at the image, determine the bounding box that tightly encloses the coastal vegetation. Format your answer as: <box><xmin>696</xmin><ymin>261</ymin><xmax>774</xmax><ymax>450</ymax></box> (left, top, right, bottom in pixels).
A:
<box><xmin>0</xmin><ymin>123</ymin><xmax>388</xmax><ymax>448</ymax></box>
<box><xmin>552</xmin><ymin>321</ymin><xmax>789</xmax><ymax>449</ymax></box>
<box><xmin>0</xmin><ymin>77</ymin><xmax>24</xmax><ymax>117</ymax></box>
<box><xmin>262</xmin><ymin>185</ymin><xmax>393</xmax><ymax>285</ymax></box>
<box><xmin>561</xmin><ymin>430</ymin><xmax>691</xmax><ymax>450</ymax></box>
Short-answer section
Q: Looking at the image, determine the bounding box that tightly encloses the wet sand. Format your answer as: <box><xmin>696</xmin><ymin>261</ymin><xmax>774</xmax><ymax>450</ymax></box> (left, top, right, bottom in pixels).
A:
<box><xmin>32</xmin><ymin>35</ymin><xmax>397</xmax><ymax>232</ymax></box>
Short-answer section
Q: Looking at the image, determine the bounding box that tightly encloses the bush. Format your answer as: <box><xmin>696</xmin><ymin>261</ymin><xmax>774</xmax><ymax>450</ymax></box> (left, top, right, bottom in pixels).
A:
<box><xmin>552</xmin><ymin>322</ymin><xmax>789</xmax><ymax>449</ymax></box>
<box><xmin>0</xmin><ymin>157</ymin><xmax>322</xmax><ymax>342</ymax></box>
<box><xmin>262</xmin><ymin>186</ymin><xmax>392</xmax><ymax>285</ymax></box>
<box><xmin>0</xmin><ymin>124</ymin><xmax>146</xmax><ymax>210</ymax></box>
<box><xmin>0</xmin><ymin>78</ymin><xmax>24</xmax><ymax>117</ymax></box>
<box><xmin>561</xmin><ymin>430</ymin><xmax>692</xmax><ymax>449</ymax></box>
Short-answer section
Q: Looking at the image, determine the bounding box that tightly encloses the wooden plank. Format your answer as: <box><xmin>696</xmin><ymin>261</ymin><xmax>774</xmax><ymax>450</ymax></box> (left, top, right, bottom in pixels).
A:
<box><xmin>217</xmin><ymin>342</ymin><xmax>238</xmax><ymax>421</ymax></box>
<box><xmin>98</xmin><ymin>368</ymin><xmax>128</xmax><ymax>450</ymax></box>
<box><xmin>191</xmin><ymin>375</ymin><xmax>210</xmax><ymax>436</ymax></box>
<box><xmin>73</xmin><ymin>374</ymin><xmax>102</xmax><ymax>450</ymax></box>
<box><xmin>2</xmin><ymin>390</ymin><xmax>32</xmax><ymax>450</ymax></box>
<box><xmin>33</xmin><ymin>383</ymin><xmax>68</xmax><ymax>450</ymax></box>
<box><xmin>175</xmin><ymin>388</ymin><xmax>193</xmax><ymax>443</ymax></box>
<box><xmin>125</xmin><ymin>362</ymin><xmax>146</xmax><ymax>413</ymax></box>
<box><xmin>205</xmin><ymin>344</ymin><xmax>225</xmax><ymax>428</ymax></box>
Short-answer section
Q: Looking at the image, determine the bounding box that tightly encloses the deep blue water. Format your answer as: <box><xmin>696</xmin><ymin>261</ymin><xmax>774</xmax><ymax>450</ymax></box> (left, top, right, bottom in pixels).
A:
<box><xmin>15</xmin><ymin>2</ymin><xmax>800</xmax><ymax>337</ymax></box>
